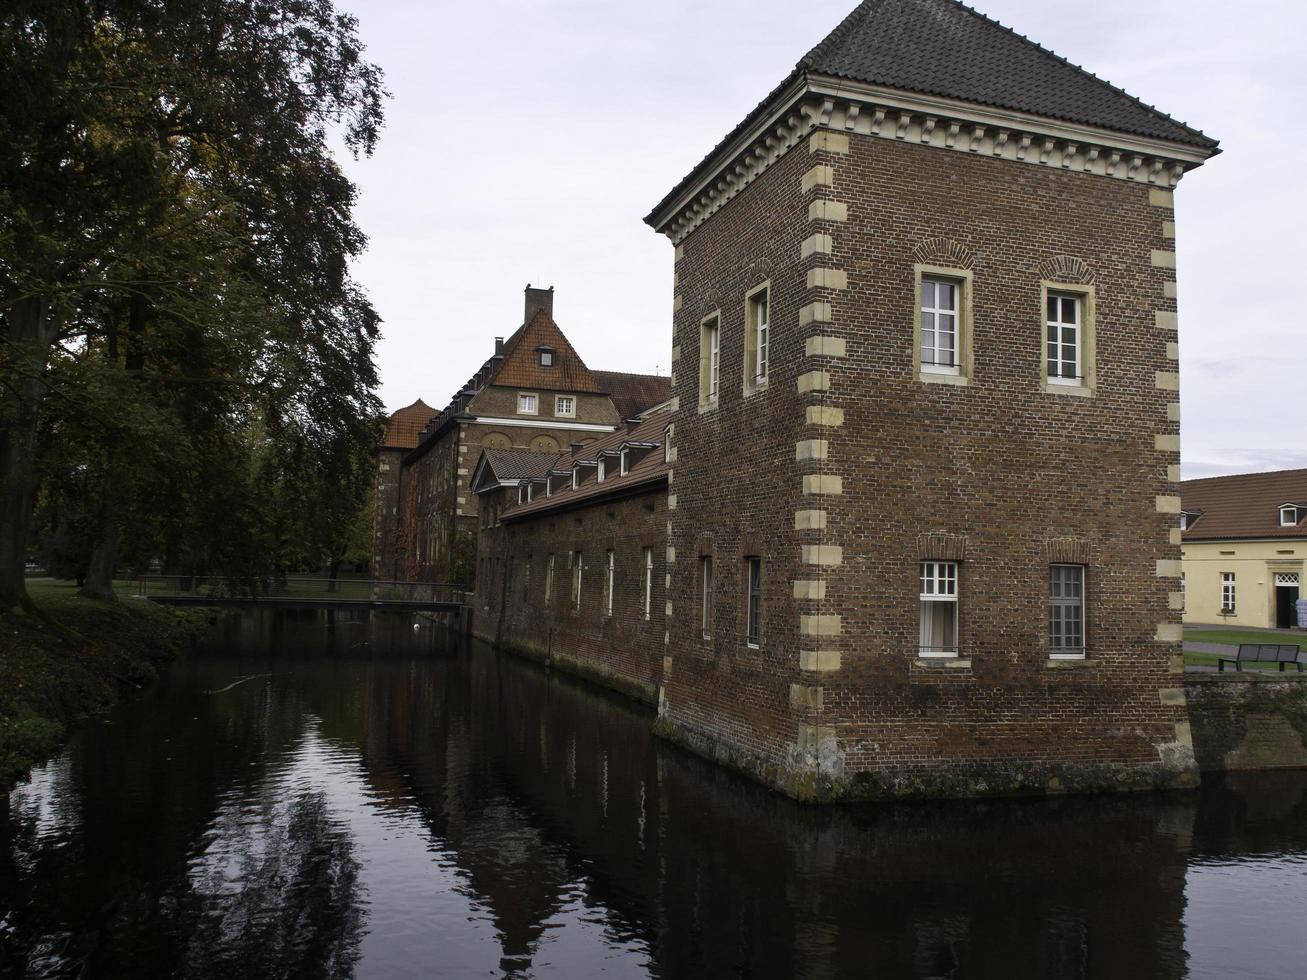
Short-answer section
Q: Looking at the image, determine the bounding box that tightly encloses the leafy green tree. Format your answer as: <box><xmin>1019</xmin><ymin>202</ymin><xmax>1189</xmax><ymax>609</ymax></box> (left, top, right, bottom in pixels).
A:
<box><xmin>1</xmin><ymin>0</ymin><xmax>386</xmax><ymax>610</ymax></box>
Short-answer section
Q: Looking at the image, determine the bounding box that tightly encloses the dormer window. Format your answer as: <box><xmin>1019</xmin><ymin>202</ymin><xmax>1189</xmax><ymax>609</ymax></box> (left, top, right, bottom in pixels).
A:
<box><xmin>620</xmin><ymin>448</ymin><xmax>629</xmax><ymax>476</ymax></box>
<box><xmin>572</xmin><ymin>467</ymin><xmax>580</xmax><ymax>490</ymax></box>
<box><xmin>597</xmin><ymin>458</ymin><xmax>606</xmax><ymax>483</ymax></box>
<box><xmin>1281</xmin><ymin>504</ymin><xmax>1301</xmax><ymax>527</ymax></box>
<box><xmin>1180</xmin><ymin>510</ymin><xmax>1202</xmax><ymax>532</ymax></box>
<box><xmin>518</xmin><ymin>484</ymin><xmax>528</xmax><ymax>505</ymax></box>
<box><xmin>538</xmin><ymin>347</ymin><xmax>555</xmax><ymax>367</ymax></box>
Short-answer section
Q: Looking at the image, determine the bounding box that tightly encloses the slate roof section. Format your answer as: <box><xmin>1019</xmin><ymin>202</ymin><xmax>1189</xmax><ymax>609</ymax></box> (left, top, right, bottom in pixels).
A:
<box><xmin>491</xmin><ymin>309</ymin><xmax>604</xmax><ymax>393</ymax></box>
<box><xmin>381</xmin><ymin>399</ymin><xmax>436</xmax><ymax>450</ymax></box>
<box><xmin>498</xmin><ymin>406</ymin><xmax>671</xmax><ymax>520</ymax></box>
<box><xmin>647</xmin><ymin>0</ymin><xmax>1218</xmax><ymax>226</ymax></box>
<box><xmin>1181</xmin><ymin>469</ymin><xmax>1307</xmax><ymax>542</ymax></box>
<box><xmin>592</xmin><ymin>371</ymin><xmax>672</xmax><ymax>420</ymax></box>
<box><xmin>480</xmin><ymin>448</ymin><xmax>562</xmax><ymax>483</ymax></box>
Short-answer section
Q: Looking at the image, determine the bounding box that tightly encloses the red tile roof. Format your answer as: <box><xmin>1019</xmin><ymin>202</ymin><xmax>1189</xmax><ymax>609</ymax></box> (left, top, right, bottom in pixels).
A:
<box><xmin>490</xmin><ymin>310</ymin><xmax>603</xmax><ymax>393</ymax></box>
<box><xmin>592</xmin><ymin>371</ymin><xmax>672</xmax><ymax>420</ymax></box>
<box><xmin>381</xmin><ymin>399</ymin><xmax>436</xmax><ymax>450</ymax></box>
<box><xmin>1181</xmin><ymin>469</ymin><xmax>1307</xmax><ymax>541</ymax></box>
<box><xmin>499</xmin><ymin>405</ymin><xmax>671</xmax><ymax>520</ymax></box>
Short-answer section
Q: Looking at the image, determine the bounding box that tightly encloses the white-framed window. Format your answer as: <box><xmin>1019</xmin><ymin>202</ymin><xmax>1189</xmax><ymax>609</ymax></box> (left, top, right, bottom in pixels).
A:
<box><xmin>746</xmin><ymin>287</ymin><xmax>769</xmax><ymax>387</ymax></box>
<box><xmin>573</xmin><ymin>552</ymin><xmax>583</xmax><ymax>610</ymax></box>
<box><xmin>597</xmin><ymin>458</ymin><xmax>606</xmax><ymax>482</ymax></box>
<box><xmin>920</xmin><ymin>278</ymin><xmax>959</xmax><ymax>374</ymax></box>
<box><xmin>745</xmin><ymin>557</ymin><xmax>762</xmax><ymax>648</ymax></box>
<box><xmin>700</xmin><ymin>313</ymin><xmax>720</xmax><ymax>405</ymax></box>
<box><xmin>663</xmin><ymin>425</ymin><xmax>672</xmax><ymax>464</ymax></box>
<box><xmin>1046</xmin><ymin>292</ymin><xmax>1082</xmax><ymax>383</ymax></box>
<box><xmin>518</xmin><ymin>392</ymin><xmax>538</xmax><ymax>415</ymax></box>
<box><xmin>642</xmin><ymin>547</ymin><xmax>653</xmax><ymax>621</ymax></box>
<box><xmin>700</xmin><ymin>556</ymin><xmax>713</xmax><ymax>639</ymax></box>
<box><xmin>604</xmin><ymin>550</ymin><xmax>614</xmax><ymax>617</ymax></box>
<box><xmin>1221</xmin><ymin>572</ymin><xmax>1236</xmax><ymax>613</ymax></box>
<box><xmin>919</xmin><ymin>561</ymin><xmax>958</xmax><ymax>657</ymax></box>
<box><xmin>1049</xmin><ymin>565</ymin><xmax>1086</xmax><ymax>658</ymax></box>
<box><xmin>555</xmin><ymin>395</ymin><xmax>574</xmax><ymax>417</ymax></box>
<box><xmin>538</xmin><ymin>347</ymin><xmax>554</xmax><ymax>367</ymax></box>
<box><xmin>572</xmin><ymin>466</ymin><xmax>581</xmax><ymax>490</ymax></box>
<box><xmin>517</xmin><ymin>484</ymin><xmax>527</xmax><ymax>504</ymax></box>
<box><xmin>1180</xmin><ymin>513</ymin><xmax>1188</xmax><ymax>531</ymax></box>
<box><xmin>545</xmin><ymin>554</ymin><xmax>554</xmax><ymax>602</ymax></box>
<box><xmin>620</xmin><ymin>448</ymin><xmax>630</xmax><ymax>476</ymax></box>
<box><xmin>1280</xmin><ymin>505</ymin><xmax>1300</xmax><ymax>527</ymax></box>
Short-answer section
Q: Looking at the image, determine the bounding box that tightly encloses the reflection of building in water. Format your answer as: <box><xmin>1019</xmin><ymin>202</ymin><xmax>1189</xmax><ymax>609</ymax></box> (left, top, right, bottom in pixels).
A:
<box><xmin>473</xmin><ymin>0</ymin><xmax>1221</xmax><ymax>802</ymax></box>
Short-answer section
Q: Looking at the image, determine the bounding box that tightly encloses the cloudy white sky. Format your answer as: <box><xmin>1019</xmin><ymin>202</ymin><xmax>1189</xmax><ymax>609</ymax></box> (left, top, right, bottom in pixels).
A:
<box><xmin>337</xmin><ymin>0</ymin><xmax>1306</xmax><ymax>480</ymax></box>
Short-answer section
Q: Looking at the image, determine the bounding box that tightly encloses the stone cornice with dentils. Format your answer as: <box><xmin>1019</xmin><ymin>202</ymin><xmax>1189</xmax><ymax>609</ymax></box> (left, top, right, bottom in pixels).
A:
<box><xmin>653</xmin><ymin>75</ymin><xmax>1217</xmax><ymax>246</ymax></box>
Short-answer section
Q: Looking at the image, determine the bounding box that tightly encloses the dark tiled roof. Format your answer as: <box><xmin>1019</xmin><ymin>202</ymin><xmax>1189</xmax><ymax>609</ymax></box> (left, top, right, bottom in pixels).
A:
<box><xmin>592</xmin><ymin>371</ymin><xmax>672</xmax><ymax>420</ymax></box>
<box><xmin>1181</xmin><ymin>469</ymin><xmax>1307</xmax><ymax>542</ymax></box>
<box><xmin>647</xmin><ymin>0</ymin><xmax>1217</xmax><ymax>226</ymax></box>
<box><xmin>381</xmin><ymin>399</ymin><xmax>436</xmax><ymax>450</ymax></box>
<box><xmin>491</xmin><ymin>309</ymin><xmax>603</xmax><ymax>393</ymax></box>
<box><xmin>480</xmin><ymin>448</ymin><xmax>561</xmax><ymax>482</ymax></box>
<box><xmin>500</xmin><ymin>406</ymin><xmax>671</xmax><ymax>520</ymax></box>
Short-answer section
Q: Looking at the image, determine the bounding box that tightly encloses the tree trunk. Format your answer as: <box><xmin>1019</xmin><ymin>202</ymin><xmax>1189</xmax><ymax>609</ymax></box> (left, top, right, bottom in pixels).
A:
<box><xmin>80</xmin><ymin>462</ymin><xmax>119</xmax><ymax>601</ymax></box>
<box><xmin>326</xmin><ymin>557</ymin><xmax>341</xmax><ymax>593</ymax></box>
<box><xmin>0</xmin><ymin>295</ymin><xmax>62</xmax><ymax>612</ymax></box>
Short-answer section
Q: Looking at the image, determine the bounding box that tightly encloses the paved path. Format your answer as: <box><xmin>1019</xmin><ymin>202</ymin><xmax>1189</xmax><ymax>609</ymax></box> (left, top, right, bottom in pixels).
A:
<box><xmin>1184</xmin><ymin>641</ymin><xmax>1236</xmax><ymax>655</ymax></box>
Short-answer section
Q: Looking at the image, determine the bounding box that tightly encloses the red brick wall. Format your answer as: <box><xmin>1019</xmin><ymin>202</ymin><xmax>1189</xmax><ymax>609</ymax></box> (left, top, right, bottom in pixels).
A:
<box><xmin>474</xmin><ymin>484</ymin><xmax>668</xmax><ymax>704</ymax></box>
<box><xmin>659</xmin><ymin>126</ymin><xmax>1191</xmax><ymax>800</ymax></box>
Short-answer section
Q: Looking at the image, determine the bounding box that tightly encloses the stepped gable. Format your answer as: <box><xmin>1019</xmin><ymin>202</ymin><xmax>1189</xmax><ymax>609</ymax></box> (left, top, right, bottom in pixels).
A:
<box><xmin>489</xmin><ymin>309</ymin><xmax>603</xmax><ymax>393</ymax></box>
<box><xmin>1181</xmin><ymin>469</ymin><xmax>1307</xmax><ymax>541</ymax></box>
<box><xmin>381</xmin><ymin>399</ymin><xmax>435</xmax><ymax>450</ymax></box>
<box><xmin>592</xmin><ymin>371</ymin><xmax>672</xmax><ymax>420</ymax></box>
<box><xmin>647</xmin><ymin>0</ymin><xmax>1217</xmax><ymax>225</ymax></box>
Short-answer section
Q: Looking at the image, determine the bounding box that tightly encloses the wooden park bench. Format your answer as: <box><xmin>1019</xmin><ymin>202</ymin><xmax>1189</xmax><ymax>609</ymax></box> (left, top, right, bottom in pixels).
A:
<box><xmin>1216</xmin><ymin>643</ymin><xmax>1304</xmax><ymax>673</ymax></box>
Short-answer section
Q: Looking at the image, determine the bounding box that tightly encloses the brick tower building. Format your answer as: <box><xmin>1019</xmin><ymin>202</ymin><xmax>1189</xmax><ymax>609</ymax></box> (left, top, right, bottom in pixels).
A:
<box><xmin>645</xmin><ymin>0</ymin><xmax>1219</xmax><ymax>800</ymax></box>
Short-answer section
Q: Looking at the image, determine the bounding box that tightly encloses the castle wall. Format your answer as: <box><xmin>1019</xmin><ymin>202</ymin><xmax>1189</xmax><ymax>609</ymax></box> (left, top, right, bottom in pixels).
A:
<box><xmin>660</xmin><ymin>125</ymin><xmax>1193</xmax><ymax>800</ymax></box>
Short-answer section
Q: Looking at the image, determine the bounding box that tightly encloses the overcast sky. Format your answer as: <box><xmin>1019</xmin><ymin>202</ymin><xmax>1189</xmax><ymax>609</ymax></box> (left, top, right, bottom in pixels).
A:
<box><xmin>337</xmin><ymin>0</ymin><xmax>1305</xmax><ymax>480</ymax></box>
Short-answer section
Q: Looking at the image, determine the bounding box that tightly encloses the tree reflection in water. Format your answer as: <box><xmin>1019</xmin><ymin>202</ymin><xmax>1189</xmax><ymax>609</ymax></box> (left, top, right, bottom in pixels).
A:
<box><xmin>180</xmin><ymin>788</ymin><xmax>363</xmax><ymax>980</ymax></box>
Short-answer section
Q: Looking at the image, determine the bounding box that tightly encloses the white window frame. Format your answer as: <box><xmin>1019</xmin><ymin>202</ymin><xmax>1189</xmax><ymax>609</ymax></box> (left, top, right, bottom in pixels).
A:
<box><xmin>573</xmin><ymin>552</ymin><xmax>583</xmax><ymax>610</ymax></box>
<box><xmin>572</xmin><ymin>466</ymin><xmax>581</xmax><ymax>490</ymax></box>
<box><xmin>597</xmin><ymin>457</ymin><xmax>606</xmax><ymax>483</ymax></box>
<box><xmin>701</xmin><ymin>556</ymin><xmax>713</xmax><ymax>640</ymax></box>
<box><xmin>1046</xmin><ymin>291</ymin><xmax>1082</xmax><ymax>385</ymax></box>
<box><xmin>517</xmin><ymin>484</ymin><xmax>527</xmax><ymax>504</ymax></box>
<box><xmin>620</xmin><ymin>448</ymin><xmax>630</xmax><ymax>476</ymax></box>
<box><xmin>555</xmin><ymin>395</ymin><xmax>575</xmax><ymax>418</ymax></box>
<box><xmin>604</xmin><ymin>550</ymin><xmax>614</xmax><ymax>617</ymax></box>
<box><xmin>538</xmin><ymin>347</ymin><xmax>554</xmax><ymax>367</ymax></box>
<box><xmin>663</xmin><ymin>425</ymin><xmax>672</xmax><ymax>464</ymax></box>
<box><xmin>1280</xmin><ymin>505</ymin><xmax>1300</xmax><ymax>527</ymax></box>
<box><xmin>700</xmin><ymin>313</ymin><xmax>721</xmax><ymax>405</ymax></box>
<box><xmin>642</xmin><ymin>547</ymin><xmax>653</xmax><ymax>621</ymax></box>
<box><xmin>745</xmin><ymin>557</ymin><xmax>762</xmax><ymax>649</ymax></box>
<box><xmin>1221</xmin><ymin>572</ymin><xmax>1236</xmax><ymax>613</ymax></box>
<box><xmin>1049</xmin><ymin>564</ymin><xmax>1086</xmax><ymax>659</ymax></box>
<box><xmin>919</xmin><ymin>277</ymin><xmax>960</xmax><ymax>375</ymax></box>
<box><xmin>745</xmin><ymin>285</ymin><xmax>770</xmax><ymax>388</ymax></box>
<box><xmin>918</xmin><ymin>561</ymin><xmax>959</xmax><ymax>658</ymax></box>
<box><xmin>545</xmin><ymin>554</ymin><xmax>554</xmax><ymax>601</ymax></box>
<box><xmin>517</xmin><ymin>392</ymin><xmax>538</xmax><ymax>415</ymax></box>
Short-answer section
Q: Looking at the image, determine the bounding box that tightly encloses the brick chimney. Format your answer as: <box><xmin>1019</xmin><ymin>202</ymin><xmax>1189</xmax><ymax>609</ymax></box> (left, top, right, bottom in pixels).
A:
<box><xmin>524</xmin><ymin>284</ymin><xmax>554</xmax><ymax>323</ymax></box>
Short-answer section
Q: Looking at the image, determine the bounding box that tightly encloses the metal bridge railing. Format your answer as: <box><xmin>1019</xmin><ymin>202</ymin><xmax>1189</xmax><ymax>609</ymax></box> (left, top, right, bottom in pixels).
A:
<box><xmin>136</xmin><ymin>575</ymin><xmax>469</xmax><ymax>605</ymax></box>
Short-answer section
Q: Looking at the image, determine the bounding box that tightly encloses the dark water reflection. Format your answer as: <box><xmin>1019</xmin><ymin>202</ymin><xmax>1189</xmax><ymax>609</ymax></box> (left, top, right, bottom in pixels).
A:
<box><xmin>2</xmin><ymin>611</ymin><xmax>1306</xmax><ymax>978</ymax></box>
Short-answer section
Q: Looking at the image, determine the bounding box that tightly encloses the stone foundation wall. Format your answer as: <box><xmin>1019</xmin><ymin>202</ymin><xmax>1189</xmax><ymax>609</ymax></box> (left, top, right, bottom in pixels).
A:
<box><xmin>1185</xmin><ymin>674</ymin><xmax>1307</xmax><ymax>771</ymax></box>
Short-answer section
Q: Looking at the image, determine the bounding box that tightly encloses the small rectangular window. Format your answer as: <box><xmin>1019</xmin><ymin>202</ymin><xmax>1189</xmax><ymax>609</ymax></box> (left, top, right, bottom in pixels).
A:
<box><xmin>919</xmin><ymin>561</ymin><xmax>958</xmax><ymax>657</ymax></box>
<box><xmin>620</xmin><ymin>449</ymin><xmax>630</xmax><ymax>476</ymax></box>
<box><xmin>746</xmin><ymin>288</ymin><xmax>769</xmax><ymax>386</ymax></box>
<box><xmin>746</xmin><ymin>558</ymin><xmax>762</xmax><ymax>648</ymax></box>
<box><xmin>518</xmin><ymin>392</ymin><xmax>538</xmax><ymax>415</ymax></box>
<box><xmin>555</xmin><ymin>395</ymin><xmax>574</xmax><ymax>417</ymax></box>
<box><xmin>597</xmin><ymin>458</ymin><xmax>606</xmax><ymax>483</ymax></box>
<box><xmin>1046</xmin><ymin>293</ymin><xmax>1082</xmax><ymax>383</ymax></box>
<box><xmin>573</xmin><ymin>552</ymin><xmax>583</xmax><ymax>610</ymax></box>
<box><xmin>538</xmin><ymin>348</ymin><xmax>554</xmax><ymax>367</ymax></box>
<box><xmin>643</xmin><ymin>547</ymin><xmax>653</xmax><ymax>621</ymax></box>
<box><xmin>701</xmin><ymin>557</ymin><xmax>713</xmax><ymax>639</ymax></box>
<box><xmin>1049</xmin><ymin>565</ymin><xmax>1085</xmax><ymax>657</ymax></box>
<box><xmin>604</xmin><ymin>550</ymin><xmax>614</xmax><ymax>617</ymax></box>
<box><xmin>664</xmin><ymin>425</ymin><xmax>672</xmax><ymax>464</ymax></box>
<box><xmin>920</xmin><ymin>278</ymin><xmax>959</xmax><ymax>373</ymax></box>
<box><xmin>1221</xmin><ymin>572</ymin><xmax>1236</xmax><ymax>613</ymax></box>
<box><xmin>700</xmin><ymin>314</ymin><xmax>721</xmax><ymax>405</ymax></box>
<box><xmin>545</xmin><ymin>554</ymin><xmax>554</xmax><ymax>602</ymax></box>
<box><xmin>1281</xmin><ymin>505</ymin><xmax>1300</xmax><ymax>527</ymax></box>
<box><xmin>572</xmin><ymin>467</ymin><xmax>580</xmax><ymax>490</ymax></box>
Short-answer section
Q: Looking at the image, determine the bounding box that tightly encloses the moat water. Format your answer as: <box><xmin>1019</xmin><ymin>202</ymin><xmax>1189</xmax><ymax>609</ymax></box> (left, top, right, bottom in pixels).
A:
<box><xmin>2</xmin><ymin>610</ymin><xmax>1305</xmax><ymax>978</ymax></box>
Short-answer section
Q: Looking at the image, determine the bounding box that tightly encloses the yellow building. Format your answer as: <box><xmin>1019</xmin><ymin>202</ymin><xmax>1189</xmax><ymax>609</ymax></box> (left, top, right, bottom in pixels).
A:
<box><xmin>1181</xmin><ymin>469</ymin><xmax>1306</xmax><ymax>628</ymax></box>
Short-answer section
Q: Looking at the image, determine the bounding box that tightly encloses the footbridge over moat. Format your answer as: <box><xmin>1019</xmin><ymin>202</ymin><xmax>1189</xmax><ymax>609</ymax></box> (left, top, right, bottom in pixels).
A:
<box><xmin>138</xmin><ymin>575</ymin><xmax>471</xmax><ymax>617</ymax></box>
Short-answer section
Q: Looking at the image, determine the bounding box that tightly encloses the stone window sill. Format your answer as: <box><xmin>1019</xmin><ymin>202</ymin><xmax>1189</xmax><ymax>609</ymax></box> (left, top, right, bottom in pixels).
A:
<box><xmin>1042</xmin><ymin>381</ymin><xmax>1093</xmax><ymax>398</ymax></box>
<box><xmin>913</xmin><ymin>657</ymin><xmax>972</xmax><ymax>669</ymax></box>
<box><xmin>1045</xmin><ymin>657</ymin><xmax>1097</xmax><ymax>669</ymax></box>
<box><xmin>920</xmin><ymin>371</ymin><xmax>968</xmax><ymax>387</ymax></box>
